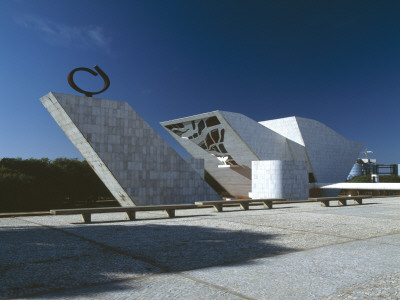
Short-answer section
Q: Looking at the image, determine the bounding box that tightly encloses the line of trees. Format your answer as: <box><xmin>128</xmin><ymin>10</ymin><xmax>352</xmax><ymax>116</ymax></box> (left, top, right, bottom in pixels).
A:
<box><xmin>0</xmin><ymin>158</ymin><xmax>115</xmax><ymax>212</ymax></box>
<box><xmin>348</xmin><ymin>175</ymin><xmax>400</xmax><ymax>183</ymax></box>
<box><xmin>344</xmin><ymin>174</ymin><xmax>400</xmax><ymax>196</ymax></box>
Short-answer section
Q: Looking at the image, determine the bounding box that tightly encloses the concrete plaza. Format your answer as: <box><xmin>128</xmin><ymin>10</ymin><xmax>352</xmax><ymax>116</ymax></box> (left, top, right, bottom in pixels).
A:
<box><xmin>1</xmin><ymin>197</ymin><xmax>400</xmax><ymax>299</ymax></box>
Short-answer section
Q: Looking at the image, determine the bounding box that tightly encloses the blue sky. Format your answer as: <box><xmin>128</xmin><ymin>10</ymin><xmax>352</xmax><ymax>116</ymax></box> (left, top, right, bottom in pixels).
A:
<box><xmin>0</xmin><ymin>0</ymin><xmax>399</xmax><ymax>164</ymax></box>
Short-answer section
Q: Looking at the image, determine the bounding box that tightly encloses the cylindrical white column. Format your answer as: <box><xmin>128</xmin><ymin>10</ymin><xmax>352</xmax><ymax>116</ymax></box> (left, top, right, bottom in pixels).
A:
<box><xmin>251</xmin><ymin>160</ymin><xmax>309</xmax><ymax>201</ymax></box>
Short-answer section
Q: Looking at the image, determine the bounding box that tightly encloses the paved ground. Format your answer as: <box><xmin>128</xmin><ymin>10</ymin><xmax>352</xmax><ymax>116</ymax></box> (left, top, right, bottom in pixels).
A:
<box><xmin>1</xmin><ymin>197</ymin><xmax>400</xmax><ymax>299</ymax></box>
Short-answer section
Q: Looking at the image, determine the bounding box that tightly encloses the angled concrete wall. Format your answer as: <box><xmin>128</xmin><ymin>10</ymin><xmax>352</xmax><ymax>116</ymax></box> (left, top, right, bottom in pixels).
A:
<box><xmin>162</xmin><ymin>111</ymin><xmax>258</xmax><ymax>198</ymax></box>
<box><xmin>163</xmin><ymin>112</ymin><xmax>363</xmax><ymax>199</ymax></box>
<box><xmin>161</xmin><ymin>111</ymin><xmax>308</xmax><ymax>198</ymax></box>
<box><xmin>295</xmin><ymin>117</ymin><xmax>364</xmax><ymax>183</ymax></box>
<box><xmin>41</xmin><ymin>92</ymin><xmax>219</xmax><ymax>206</ymax></box>
<box><xmin>260</xmin><ymin>116</ymin><xmax>364</xmax><ymax>184</ymax></box>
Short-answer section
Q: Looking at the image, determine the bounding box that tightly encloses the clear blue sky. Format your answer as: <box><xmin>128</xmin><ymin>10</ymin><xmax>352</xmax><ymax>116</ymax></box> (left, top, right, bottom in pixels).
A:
<box><xmin>0</xmin><ymin>0</ymin><xmax>399</xmax><ymax>164</ymax></box>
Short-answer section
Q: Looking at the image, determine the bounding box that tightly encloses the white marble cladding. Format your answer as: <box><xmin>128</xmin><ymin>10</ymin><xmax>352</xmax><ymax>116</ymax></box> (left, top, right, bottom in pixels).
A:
<box><xmin>162</xmin><ymin>112</ymin><xmax>363</xmax><ymax>199</ymax></box>
<box><xmin>251</xmin><ymin>160</ymin><xmax>309</xmax><ymax>201</ymax></box>
<box><xmin>40</xmin><ymin>92</ymin><xmax>219</xmax><ymax>206</ymax></box>
<box><xmin>185</xmin><ymin>158</ymin><xmax>205</xmax><ymax>179</ymax></box>
<box><xmin>221</xmin><ymin>112</ymin><xmax>307</xmax><ymax>162</ymax></box>
<box><xmin>259</xmin><ymin>116</ymin><xmax>304</xmax><ymax>146</ymax></box>
<box><xmin>295</xmin><ymin>117</ymin><xmax>364</xmax><ymax>183</ymax></box>
<box><xmin>260</xmin><ymin>116</ymin><xmax>364</xmax><ymax>184</ymax></box>
<box><xmin>161</xmin><ymin>111</ymin><xmax>259</xmax><ymax>198</ymax></box>
<box><xmin>161</xmin><ymin>111</ymin><xmax>308</xmax><ymax>198</ymax></box>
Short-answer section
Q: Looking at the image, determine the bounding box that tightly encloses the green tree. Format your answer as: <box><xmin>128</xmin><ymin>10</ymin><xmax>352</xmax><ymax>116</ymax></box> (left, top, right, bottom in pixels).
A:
<box><xmin>0</xmin><ymin>158</ymin><xmax>114</xmax><ymax>212</ymax></box>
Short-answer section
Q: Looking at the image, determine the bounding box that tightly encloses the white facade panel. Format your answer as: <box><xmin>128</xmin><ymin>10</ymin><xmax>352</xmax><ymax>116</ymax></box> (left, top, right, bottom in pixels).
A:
<box><xmin>162</xmin><ymin>111</ymin><xmax>363</xmax><ymax>199</ymax></box>
<box><xmin>41</xmin><ymin>92</ymin><xmax>219</xmax><ymax>206</ymax></box>
<box><xmin>252</xmin><ymin>160</ymin><xmax>309</xmax><ymax>201</ymax></box>
<box><xmin>295</xmin><ymin>117</ymin><xmax>364</xmax><ymax>183</ymax></box>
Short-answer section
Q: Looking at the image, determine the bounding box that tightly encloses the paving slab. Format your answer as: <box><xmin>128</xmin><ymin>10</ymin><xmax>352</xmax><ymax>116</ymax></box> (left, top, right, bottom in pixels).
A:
<box><xmin>0</xmin><ymin>218</ymin><xmax>161</xmax><ymax>298</ymax></box>
<box><xmin>184</xmin><ymin>238</ymin><xmax>400</xmax><ymax>299</ymax></box>
<box><xmin>322</xmin><ymin>272</ymin><xmax>400</xmax><ymax>299</ymax></box>
<box><xmin>1</xmin><ymin>197</ymin><xmax>399</xmax><ymax>299</ymax></box>
<box><xmin>225</xmin><ymin>209</ymin><xmax>400</xmax><ymax>240</ymax></box>
<box><xmin>365</xmin><ymin>232</ymin><xmax>400</xmax><ymax>246</ymax></box>
<box><xmin>31</xmin><ymin>273</ymin><xmax>246</xmax><ymax>300</ymax></box>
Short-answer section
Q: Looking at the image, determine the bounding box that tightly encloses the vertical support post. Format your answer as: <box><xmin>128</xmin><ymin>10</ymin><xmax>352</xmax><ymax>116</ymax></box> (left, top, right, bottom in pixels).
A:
<box><xmin>321</xmin><ymin>201</ymin><xmax>330</xmax><ymax>207</ymax></box>
<box><xmin>213</xmin><ymin>204</ymin><xmax>223</xmax><ymax>212</ymax></box>
<box><xmin>240</xmin><ymin>202</ymin><xmax>249</xmax><ymax>210</ymax></box>
<box><xmin>81</xmin><ymin>213</ymin><xmax>91</xmax><ymax>223</ymax></box>
<box><xmin>263</xmin><ymin>201</ymin><xmax>273</xmax><ymax>209</ymax></box>
<box><xmin>165</xmin><ymin>209</ymin><xmax>175</xmax><ymax>218</ymax></box>
<box><xmin>125</xmin><ymin>211</ymin><xmax>136</xmax><ymax>220</ymax></box>
<box><xmin>339</xmin><ymin>199</ymin><xmax>347</xmax><ymax>206</ymax></box>
<box><xmin>355</xmin><ymin>198</ymin><xmax>363</xmax><ymax>205</ymax></box>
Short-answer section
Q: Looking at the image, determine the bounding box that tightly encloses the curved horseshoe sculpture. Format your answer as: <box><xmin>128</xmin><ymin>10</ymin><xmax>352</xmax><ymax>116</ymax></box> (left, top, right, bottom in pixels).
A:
<box><xmin>67</xmin><ymin>65</ymin><xmax>110</xmax><ymax>97</ymax></box>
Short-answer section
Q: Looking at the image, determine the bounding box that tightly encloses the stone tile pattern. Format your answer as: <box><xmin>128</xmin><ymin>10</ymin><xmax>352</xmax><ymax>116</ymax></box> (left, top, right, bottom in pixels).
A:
<box><xmin>184</xmin><ymin>158</ymin><xmax>205</xmax><ymax>179</ymax></box>
<box><xmin>259</xmin><ymin>116</ymin><xmax>304</xmax><ymax>146</ymax></box>
<box><xmin>162</xmin><ymin>111</ymin><xmax>307</xmax><ymax>198</ymax></box>
<box><xmin>41</xmin><ymin>93</ymin><xmax>133</xmax><ymax>206</ymax></box>
<box><xmin>2</xmin><ymin>197</ymin><xmax>400</xmax><ymax>299</ymax></box>
<box><xmin>163</xmin><ymin>112</ymin><xmax>363</xmax><ymax>199</ymax></box>
<box><xmin>40</xmin><ymin>92</ymin><xmax>218</xmax><ymax>206</ymax></box>
<box><xmin>221</xmin><ymin>111</ymin><xmax>308</xmax><ymax>163</ymax></box>
<box><xmin>252</xmin><ymin>160</ymin><xmax>309</xmax><ymax>200</ymax></box>
<box><xmin>261</xmin><ymin>116</ymin><xmax>364</xmax><ymax>184</ymax></box>
<box><xmin>162</xmin><ymin>111</ymin><xmax>260</xmax><ymax>198</ymax></box>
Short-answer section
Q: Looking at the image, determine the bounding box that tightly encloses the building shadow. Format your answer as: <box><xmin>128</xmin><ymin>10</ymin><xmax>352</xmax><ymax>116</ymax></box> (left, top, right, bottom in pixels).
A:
<box><xmin>0</xmin><ymin>222</ymin><xmax>296</xmax><ymax>298</ymax></box>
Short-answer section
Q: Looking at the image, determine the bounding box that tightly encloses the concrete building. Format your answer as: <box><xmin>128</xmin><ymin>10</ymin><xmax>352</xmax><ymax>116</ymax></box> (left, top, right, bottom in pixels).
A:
<box><xmin>41</xmin><ymin>92</ymin><xmax>219</xmax><ymax>206</ymax></box>
<box><xmin>41</xmin><ymin>92</ymin><xmax>363</xmax><ymax>203</ymax></box>
<box><xmin>161</xmin><ymin>112</ymin><xmax>364</xmax><ymax>200</ymax></box>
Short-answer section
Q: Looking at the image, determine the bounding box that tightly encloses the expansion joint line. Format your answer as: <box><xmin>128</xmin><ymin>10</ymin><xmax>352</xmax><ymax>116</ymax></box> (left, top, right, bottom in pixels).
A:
<box><xmin>15</xmin><ymin>217</ymin><xmax>255</xmax><ymax>300</ymax></box>
<box><xmin>216</xmin><ymin>217</ymin><xmax>400</xmax><ymax>252</ymax></box>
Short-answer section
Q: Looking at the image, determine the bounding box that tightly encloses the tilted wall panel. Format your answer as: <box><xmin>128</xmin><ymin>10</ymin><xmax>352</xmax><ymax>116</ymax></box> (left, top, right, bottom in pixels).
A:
<box><xmin>41</xmin><ymin>92</ymin><xmax>219</xmax><ymax>206</ymax></box>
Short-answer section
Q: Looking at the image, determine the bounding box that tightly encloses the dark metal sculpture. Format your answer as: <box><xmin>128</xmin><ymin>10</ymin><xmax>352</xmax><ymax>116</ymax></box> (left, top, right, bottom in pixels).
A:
<box><xmin>67</xmin><ymin>65</ymin><xmax>110</xmax><ymax>97</ymax></box>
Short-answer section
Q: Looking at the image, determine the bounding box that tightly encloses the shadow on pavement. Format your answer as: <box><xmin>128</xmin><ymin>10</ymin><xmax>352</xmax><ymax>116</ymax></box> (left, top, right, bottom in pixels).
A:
<box><xmin>0</xmin><ymin>222</ymin><xmax>295</xmax><ymax>298</ymax></box>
